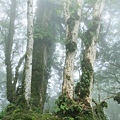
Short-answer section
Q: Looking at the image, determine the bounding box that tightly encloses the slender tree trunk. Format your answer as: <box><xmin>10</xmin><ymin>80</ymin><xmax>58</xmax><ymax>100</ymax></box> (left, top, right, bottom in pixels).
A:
<box><xmin>79</xmin><ymin>0</ymin><xmax>105</xmax><ymax>106</ymax></box>
<box><xmin>5</xmin><ymin>0</ymin><xmax>16</xmax><ymax>103</ymax></box>
<box><xmin>24</xmin><ymin>0</ymin><xmax>33</xmax><ymax>107</ymax></box>
<box><xmin>62</xmin><ymin>0</ymin><xmax>83</xmax><ymax>99</ymax></box>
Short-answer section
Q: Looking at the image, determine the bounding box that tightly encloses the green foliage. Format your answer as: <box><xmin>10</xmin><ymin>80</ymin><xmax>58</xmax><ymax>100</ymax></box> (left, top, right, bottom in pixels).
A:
<box><xmin>40</xmin><ymin>113</ymin><xmax>61</xmax><ymax>120</ymax></box>
<box><xmin>6</xmin><ymin>104</ymin><xmax>16</xmax><ymax>113</ymax></box>
<box><xmin>56</xmin><ymin>93</ymin><xmax>97</xmax><ymax>120</ymax></box>
<box><xmin>2</xmin><ymin>104</ymin><xmax>41</xmax><ymax>120</ymax></box>
<box><xmin>75</xmin><ymin>58</ymin><xmax>93</xmax><ymax>98</ymax></box>
<box><xmin>0</xmin><ymin>111</ymin><xmax>6</xmax><ymax>119</ymax></box>
<box><xmin>2</xmin><ymin>98</ymin><xmax>107</xmax><ymax>120</ymax></box>
<box><xmin>56</xmin><ymin>94</ymin><xmax>82</xmax><ymax>119</ymax></box>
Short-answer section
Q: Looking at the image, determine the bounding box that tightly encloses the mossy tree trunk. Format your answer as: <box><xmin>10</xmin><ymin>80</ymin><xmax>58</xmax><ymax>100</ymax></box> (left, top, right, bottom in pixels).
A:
<box><xmin>32</xmin><ymin>40</ymin><xmax>49</xmax><ymax>112</ymax></box>
<box><xmin>62</xmin><ymin>0</ymin><xmax>83</xmax><ymax>99</ymax></box>
<box><xmin>5</xmin><ymin>0</ymin><xmax>16</xmax><ymax>103</ymax></box>
<box><xmin>31</xmin><ymin>0</ymin><xmax>54</xmax><ymax>113</ymax></box>
<box><xmin>77</xmin><ymin>0</ymin><xmax>105</xmax><ymax>107</ymax></box>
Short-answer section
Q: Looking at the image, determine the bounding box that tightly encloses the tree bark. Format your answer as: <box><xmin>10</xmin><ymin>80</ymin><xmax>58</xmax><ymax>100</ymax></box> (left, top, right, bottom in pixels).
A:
<box><xmin>31</xmin><ymin>40</ymin><xmax>48</xmax><ymax>112</ymax></box>
<box><xmin>24</xmin><ymin>0</ymin><xmax>33</xmax><ymax>107</ymax></box>
<box><xmin>62</xmin><ymin>0</ymin><xmax>83</xmax><ymax>99</ymax></box>
<box><xmin>79</xmin><ymin>0</ymin><xmax>105</xmax><ymax>106</ymax></box>
<box><xmin>31</xmin><ymin>0</ymin><xmax>54</xmax><ymax>112</ymax></box>
<box><xmin>5</xmin><ymin>0</ymin><xmax>16</xmax><ymax>103</ymax></box>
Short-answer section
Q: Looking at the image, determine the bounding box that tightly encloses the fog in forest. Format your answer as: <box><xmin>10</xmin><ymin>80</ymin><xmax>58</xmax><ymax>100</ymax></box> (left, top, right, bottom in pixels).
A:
<box><xmin>0</xmin><ymin>0</ymin><xmax>120</xmax><ymax>120</ymax></box>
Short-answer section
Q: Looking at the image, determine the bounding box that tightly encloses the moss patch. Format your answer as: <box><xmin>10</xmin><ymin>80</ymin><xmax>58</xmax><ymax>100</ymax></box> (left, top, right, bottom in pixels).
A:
<box><xmin>56</xmin><ymin>93</ymin><xmax>95</xmax><ymax>120</ymax></box>
<box><xmin>66</xmin><ymin>41</ymin><xmax>77</xmax><ymax>52</ymax></box>
<box><xmin>2</xmin><ymin>104</ymin><xmax>40</xmax><ymax>120</ymax></box>
<box><xmin>75</xmin><ymin>58</ymin><xmax>93</xmax><ymax>99</ymax></box>
<box><xmin>2</xmin><ymin>101</ymin><xmax>107</xmax><ymax>120</ymax></box>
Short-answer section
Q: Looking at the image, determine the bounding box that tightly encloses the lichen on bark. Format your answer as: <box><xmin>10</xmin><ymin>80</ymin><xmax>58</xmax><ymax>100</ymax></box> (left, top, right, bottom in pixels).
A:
<box><xmin>62</xmin><ymin>0</ymin><xmax>83</xmax><ymax>99</ymax></box>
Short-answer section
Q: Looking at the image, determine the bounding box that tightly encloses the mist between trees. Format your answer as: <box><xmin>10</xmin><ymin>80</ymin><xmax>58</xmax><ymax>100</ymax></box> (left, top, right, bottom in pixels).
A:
<box><xmin>0</xmin><ymin>0</ymin><xmax>120</xmax><ymax>120</ymax></box>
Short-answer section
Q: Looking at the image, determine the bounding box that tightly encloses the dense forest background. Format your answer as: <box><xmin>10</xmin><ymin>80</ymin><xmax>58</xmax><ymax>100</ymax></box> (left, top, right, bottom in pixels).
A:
<box><xmin>0</xmin><ymin>0</ymin><xmax>120</xmax><ymax>120</ymax></box>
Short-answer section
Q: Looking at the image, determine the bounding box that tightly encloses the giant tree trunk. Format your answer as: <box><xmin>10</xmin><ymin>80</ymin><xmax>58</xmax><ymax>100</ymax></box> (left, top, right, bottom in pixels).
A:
<box><xmin>31</xmin><ymin>40</ymin><xmax>48</xmax><ymax>112</ymax></box>
<box><xmin>62</xmin><ymin>0</ymin><xmax>83</xmax><ymax>99</ymax></box>
<box><xmin>24</xmin><ymin>0</ymin><xmax>33</xmax><ymax>107</ymax></box>
<box><xmin>31</xmin><ymin>0</ymin><xmax>53</xmax><ymax>112</ymax></box>
<box><xmin>79</xmin><ymin>0</ymin><xmax>105</xmax><ymax>107</ymax></box>
<box><xmin>5</xmin><ymin>0</ymin><xmax>16</xmax><ymax>103</ymax></box>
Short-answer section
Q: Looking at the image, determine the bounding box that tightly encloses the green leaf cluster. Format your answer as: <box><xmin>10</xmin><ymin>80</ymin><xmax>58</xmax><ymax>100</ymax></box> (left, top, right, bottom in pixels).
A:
<box><xmin>56</xmin><ymin>94</ymin><xmax>82</xmax><ymax>119</ymax></box>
